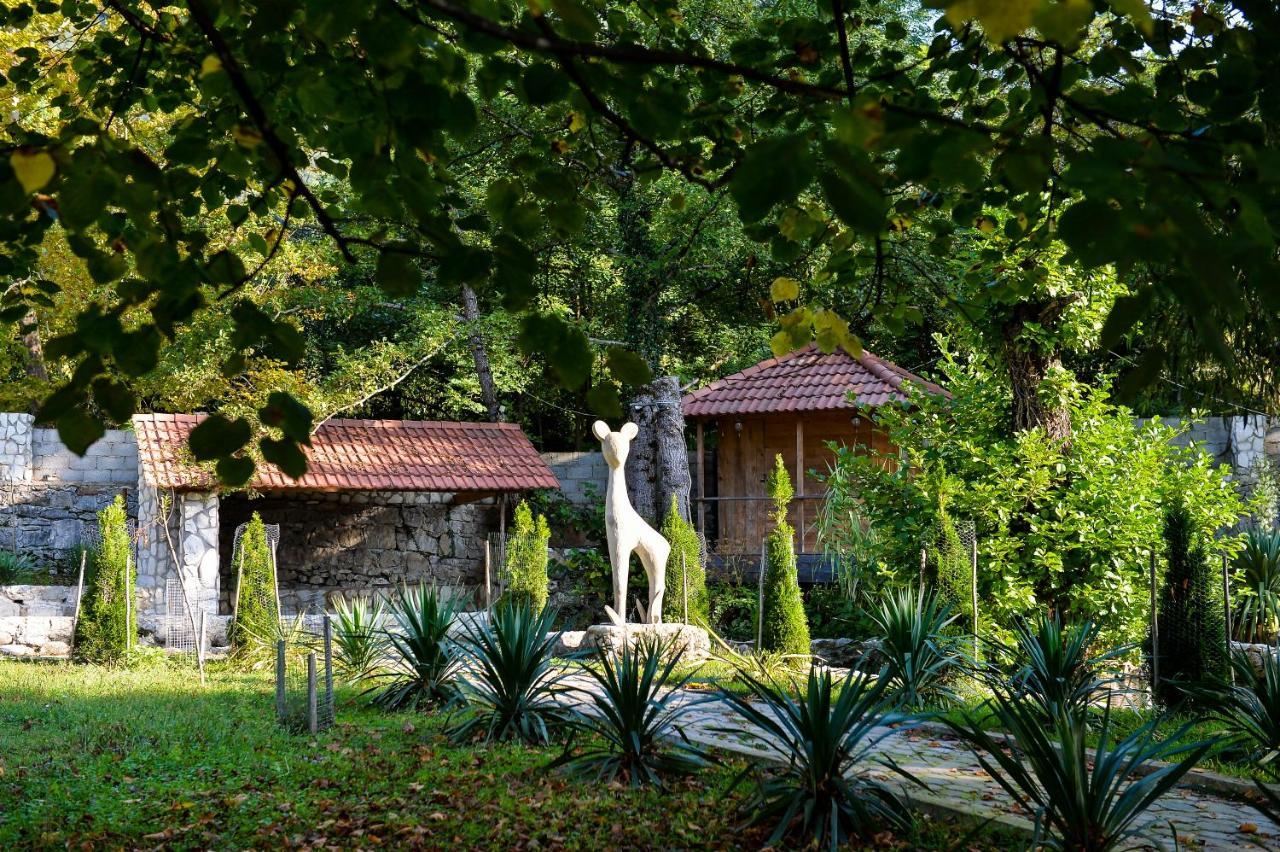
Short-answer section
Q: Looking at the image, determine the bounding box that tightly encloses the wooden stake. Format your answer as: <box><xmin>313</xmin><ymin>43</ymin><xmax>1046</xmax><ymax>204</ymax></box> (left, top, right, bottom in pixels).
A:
<box><xmin>69</xmin><ymin>549</ymin><xmax>87</xmax><ymax>657</ymax></box>
<box><xmin>794</xmin><ymin>419</ymin><xmax>804</xmax><ymax>553</ymax></box>
<box><xmin>307</xmin><ymin>652</ymin><xmax>318</xmax><ymax>734</ymax></box>
<box><xmin>197</xmin><ymin>610</ymin><xmax>207</xmax><ymax>687</ymax></box>
<box><xmin>483</xmin><ymin>539</ymin><xmax>492</xmax><ymax>611</ymax></box>
<box><xmin>1223</xmin><ymin>553</ymin><xmax>1234</xmax><ymax>684</ymax></box>
<box><xmin>275</xmin><ymin>640</ymin><xmax>287</xmax><ymax>722</ymax></box>
<box><xmin>1149</xmin><ymin>549</ymin><xmax>1159</xmax><ymax>692</ymax></box>
<box><xmin>756</xmin><ymin>539</ymin><xmax>765</xmax><ymax>649</ymax></box>
<box><xmin>323</xmin><ymin>614</ymin><xmax>334</xmax><ymax>713</ymax></box>
<box><xmin>682</xmin><ymin>551</ymin><xmax>689</xmax><ymax>625</ymax></box>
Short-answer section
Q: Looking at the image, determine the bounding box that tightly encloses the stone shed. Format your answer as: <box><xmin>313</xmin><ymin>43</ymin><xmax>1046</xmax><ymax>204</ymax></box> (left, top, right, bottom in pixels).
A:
<box><xmin>132</xmin><ymin>415</ymin><xmax>559</xmax><ymax>617</ymax></box>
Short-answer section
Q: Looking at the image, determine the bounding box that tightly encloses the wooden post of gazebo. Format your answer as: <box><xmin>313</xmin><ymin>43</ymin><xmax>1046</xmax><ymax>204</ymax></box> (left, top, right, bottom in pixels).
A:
<box><xmin>794</xmin><ymin>419</ymin><xmax>804</xmax><ymax>551</ymax></box>
<box><xmin>696</xmin><ymin>422</ymin><xmax>706</xmax><ymax>539</ymax></box>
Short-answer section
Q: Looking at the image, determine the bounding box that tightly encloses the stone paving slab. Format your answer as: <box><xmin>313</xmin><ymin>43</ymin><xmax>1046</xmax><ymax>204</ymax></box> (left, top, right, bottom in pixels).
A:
<box><xmin>556</xmin><ymin>673</ymin><xmax>1280</xmax><ymax>851</ymax></box>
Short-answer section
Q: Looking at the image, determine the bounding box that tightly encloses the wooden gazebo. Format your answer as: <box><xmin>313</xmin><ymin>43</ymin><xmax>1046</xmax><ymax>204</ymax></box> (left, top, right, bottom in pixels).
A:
<box><xmin>681</xmin><ymin>344</ymin><xmax>947</xmax><ymax>562</ymax></box>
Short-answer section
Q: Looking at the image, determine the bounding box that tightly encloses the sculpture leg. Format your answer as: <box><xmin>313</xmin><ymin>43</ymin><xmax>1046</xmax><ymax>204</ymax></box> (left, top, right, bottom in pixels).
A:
<box><xmin>610</xmin><ymin>543</ymin><xmax>630</xmax><ymax>625</ymax></box>
<box><xmin>641</xmin><ymin>543</ymin><xmax>669</xmax><ymax>625</ymax></box>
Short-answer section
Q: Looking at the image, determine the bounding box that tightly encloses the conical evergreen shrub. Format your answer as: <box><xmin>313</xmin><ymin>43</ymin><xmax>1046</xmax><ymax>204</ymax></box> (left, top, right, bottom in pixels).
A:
<box><xmin>500</xmin><ymin>501</ymin><xmax>550</xmax><ymax>614</ymax></box>
<box><xmin>761</xmin><ymin>454</ymin><xmax>810</xmax><ymax>656</ymax></box>
<box><xmin>73</xmin><ymin>495</ymin><xmax>134</xmax><ymax>664</ymax></box>
<box><xmin>660</xmin><ymin>495</ymin><xmax>709</xmax><ymax>625</ymax></box>
<box><xmin>229</xmin><ymin>512</ymin><xmax>278</xmax><ymax>652</ymax></box>
<box><xmin>1154</xmin><ymin>501</ymin><xmax>1229</xmax><ymax>706</ymax></box>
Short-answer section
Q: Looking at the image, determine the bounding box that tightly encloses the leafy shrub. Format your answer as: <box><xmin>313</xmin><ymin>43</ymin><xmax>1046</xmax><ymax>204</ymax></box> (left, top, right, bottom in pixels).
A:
<box><xmin>1200</xmin><ymin>650</ymin><xmax>1280</xmax><ymax>775</ymax></box>
<box><xmin>0</xmin><ymin>550</ymin><xmax>36</xmax><ymax>584</ymax></box>
<box><xmin>718</xmin><ymin>667</ymin><xmax>919</xmax><ymax>849</ymax></box>
<box><xmin>525</xmin><ymin>485</ymin><xmax>605</xmax><ymax>544</ymax></box>
<box><xmin>867</xmin><ymin>585</ymin><xmax>961</xmax><ymax>708</ymax></box>
<box><xmin>332</xmin><ymin>594</ymin><xmax>389</xmax><ymax>683</ymax></box>
<box><xmin>821</xmin><ymin>349</ymin><xmax>1245</xmax><ymax>651</ymax></box>
<box><xmin>449</xmin><ymin>600</ymin><xmax>571</xmax><ymax>745</ymax></box>
<box><xmin>229</xmin><ymin>512</ymin><xmax>278</xmax><ymax>653</ymax></box>
<box><xmin>928</xmin><ymin>495</ymin><xmax>973</xmax><ymax>637</ymax></box>
<box><xmin>802</xmin><ymin>582</ymin><xmax>867</xmax><ymax>639</ymax></box>
<box><xmin>1009</xmin><ymin>614</ymin><xmax>1126</xmax><ymax>718</ymax></box>
<box><xmin>73</xmin><ymin>496</ymin><xmax>134</xmax><ymax>665</ymax></box>
<box><xmin>554</xmin><ymin>639</ymin><xmax>713</xmax><ymax>787</ymax></box>
<box><xmin>499</xmin><ymin>501</ymin><xmax>550</xmax><ymax>614</ymax></box>
<box><xmin>947</xmin><ymin>692</ymin><xmax>1213</xmax><ymax>850</ymax></box>
<box><xmin>760</xmin><ymin>455</ymin><xmax>809</xmax><ymax>656</ymax></box>
<box><xmin>660</xmin><ymin>495</ymin><xmax>708</xmax><ymax>625</ymax></box>
<box><xmin>1234</xmin><ymin>526</ymin><xmax>1280</xmax><ymax>643</ymax></box>
<box><xmin>1155</xmin><ymin>502</ymin><xmax>1230</xmax><ymax>706</ymax></box>
<box><xmin>707</xmin><ymin>579</ymin><xmax>758</xmax><ymax>642</ymax></box>
<box><xmin>366</xmin><ymin>585</ymin><xmax>460</xmax><ymax>711</ymax></box>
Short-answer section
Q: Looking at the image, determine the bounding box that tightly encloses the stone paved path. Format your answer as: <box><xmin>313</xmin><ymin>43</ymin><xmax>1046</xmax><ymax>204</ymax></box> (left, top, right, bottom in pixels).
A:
<box><xmin>558</xmin><ymin>674</ymin><xmax>1280</xmax><ymax>850</ymax></box>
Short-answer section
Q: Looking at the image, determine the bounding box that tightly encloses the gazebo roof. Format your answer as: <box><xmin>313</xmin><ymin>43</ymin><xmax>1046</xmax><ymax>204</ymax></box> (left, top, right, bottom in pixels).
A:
<box><xmin>132</xmin><ymin>414</ymin><xmax>559</xmax><ymax>493</ymax></box>
<box><xmin>681</xmin><ymin>344</ymin><xmax>948</xmax><ymax>418</ymax></box>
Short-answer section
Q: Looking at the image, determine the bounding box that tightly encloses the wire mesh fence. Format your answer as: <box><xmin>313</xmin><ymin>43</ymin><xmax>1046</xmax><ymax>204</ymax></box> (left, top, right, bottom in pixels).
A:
<box><xmin>274</xmin><ymin>614</ymin><xmax>335</xmax><ymax>734</ymax></box>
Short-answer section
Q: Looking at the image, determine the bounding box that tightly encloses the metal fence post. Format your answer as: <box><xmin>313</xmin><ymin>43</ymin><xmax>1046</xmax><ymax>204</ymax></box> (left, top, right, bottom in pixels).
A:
<box><xmin>1149</xmin><ymin>549</ymin><xmax>1159</xmax><ymax>692</ymax></box>
<box><xmin>307</xmin><ymin>652</ymin><xmax>318</xmax><ymax>735</ymax></box>
<box><xmin>323</xmin><ymin>614</ymin><xmax>334</xmax><ymax>713</ymax></box>
<box><xmin>1223</xmin><ymin>553</ymin><xmax>1234</xmax><ymax>683</ymax></box>
<box><xmin>275</xmin><ymin>640</ymin><xmax>286</xmax><ymax>722</ymax></box>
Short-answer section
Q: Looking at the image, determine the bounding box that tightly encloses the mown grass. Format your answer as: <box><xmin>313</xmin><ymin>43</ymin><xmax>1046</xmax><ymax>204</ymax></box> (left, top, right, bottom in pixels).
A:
<box><xmin>0</xmin><ymin>659</ymin><xmax>1020</xmax><ymax>849</ymax></box>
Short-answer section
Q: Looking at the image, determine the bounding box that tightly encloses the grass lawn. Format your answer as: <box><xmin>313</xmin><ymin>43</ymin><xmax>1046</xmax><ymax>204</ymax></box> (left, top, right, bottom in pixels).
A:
<box><xmin>0</xmin><ymin>659</ymin><xmax>1019</xmax><ymax>849</ymax></box>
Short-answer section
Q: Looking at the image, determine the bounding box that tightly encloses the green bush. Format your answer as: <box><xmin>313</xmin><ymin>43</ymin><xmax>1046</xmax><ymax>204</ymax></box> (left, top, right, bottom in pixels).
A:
<box><xmin>660</xmin><ymin>495</ymin><xmax>708</xmax><ymax>625</ymax></box>
<box><xmin>229</xmin><ymin>512</ymin><xmax>278</xmax><ymax>653</ymax></box>
<box><xmin>1154</xmin><ymin>501</ymin><xmax>1230</xmax><ymax>707</ymax></box>
<box><xmin>500</xmin><ymin>501</ymin><xmax>550</xmax><ymax>614</ymax></box>
<box><xmin>760</xmin><ymin>455</ymin><xmax>809</xmax><ymax>656</ymax></box>
<box><xmin>820</xmin><ymin>347</ymin><xmax>1246</xmax><ymax>651</ymax></box>
<box><xmin>707</xmin><ymin>579</ymin><xmax>758</xmax><ymax>642</ymax></box>
<box><xmin>929</xmin><ymin>495</ymin><xmax>973</xmax><ymax>638</ymax></box>
<box><xmin>0</xmin><ymin>550</ymin><xmax>36</xmax><ymax>584</ymax></box>
<box><xmin>73</xmin><ymin>496</ymin><xmax>134</xmax><ymax>664</ymax></box>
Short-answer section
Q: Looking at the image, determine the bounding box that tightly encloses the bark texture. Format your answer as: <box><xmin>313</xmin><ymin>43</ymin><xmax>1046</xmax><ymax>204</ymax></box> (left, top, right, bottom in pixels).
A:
<box><xmin>461</xmin><ymin>284</ymin><xmax>501</xmax><ymax>422</ymax></box>
<box><xmin>1001</xmin><ymin>299</ymin><xmax>1075</xmax><ymax>443</ymax></box>
<box><xmin>624</xmin><ymin>376</ymin><xmax>691</xmax><ymax>525</ymax></box>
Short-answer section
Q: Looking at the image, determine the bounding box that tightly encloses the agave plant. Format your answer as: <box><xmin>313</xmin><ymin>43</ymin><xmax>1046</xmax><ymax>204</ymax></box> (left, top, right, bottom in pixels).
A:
<box><xmin>365</xmin><ymin>585</ymin><xmax>461</xmax><ymax>711</ymax></box>
<box><xmin>0</xmin><ymin>550</ymin><xmax>35</xmax><ymax>584</ymax></box>
<box><xmin>867</xmin><ymin>584</ymin><xmax>962</xmax><ymax>707</ymax></box>
<box><xmin>947</xmin><ymin>691</ymin><xmax>1214</xmax><ymax>850</ymax></box>
<box><xmin>448</xmin><ymin>600</ymin><xmax>572</xmax><ymax>745</ymax></box>
<box><xmin>1009</xmin><ymin>613</ymin><xmax>1128</xmax><ymax>718</ymax></box>
<box><xmin>716</xmin><ymin>666</ymin><xmax>920</xmax><ymax>850</ymax></box>
<box><xmin>1199</xmin><ymin>649</ymin><xmax>1280</xmax><ymax>773</ymax></box>
<box><xmin>331</xmin><ymin>594</ymin><xmax>390</xmax><ymax>683</ymax></box>
<box><xmin>553</xmin><ymin>638</ymin><xmax>713</xmax><ymax>787</ymax></box>
<box><xmin>1235</xmin><ymin>526</ymin><xmax>1280</xmax><ymax>643</ymax></box>
<box><xmin>229</xmin><ymin>612</ymin><xmax>315</xmax><ymax>671</ymax></box>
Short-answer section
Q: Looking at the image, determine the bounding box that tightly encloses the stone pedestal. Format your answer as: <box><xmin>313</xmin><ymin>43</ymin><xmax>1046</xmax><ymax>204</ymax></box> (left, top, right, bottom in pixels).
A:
<box><xmin>583</xmin><ymin>622</ymin><xmax>710</xmax><ymax>661</ymax></box>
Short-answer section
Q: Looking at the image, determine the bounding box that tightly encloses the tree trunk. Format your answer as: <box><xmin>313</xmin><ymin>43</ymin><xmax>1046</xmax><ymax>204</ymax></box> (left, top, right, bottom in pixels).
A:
<box><xmin>20</xmin><ymin>310</ymin><xmax>46</xmax><ymax>416</ymax></box>
<box><xmin>461</xmin><ymin>284</ymin><xmax>501</xmax><ymax>422</ymax></box>
<box><xmin>1001</xmin><ymin>300</ymin><xmax>1073</xmax><ymax>443</ymax></box>
<box><xmin>625</xmin><ymin>376</ymin><xmax>691</xmax><ymax>525</ymax></box>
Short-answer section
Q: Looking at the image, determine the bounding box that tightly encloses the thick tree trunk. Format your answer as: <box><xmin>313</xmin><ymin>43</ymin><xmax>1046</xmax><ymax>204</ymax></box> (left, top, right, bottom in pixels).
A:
<box><xmin>21</xmin><ymin>310</ymin><xmax>46</xmax><ymax>381</ymax></box>
<box><xmin>1001</xmin><ymin>300</ymin><xmax>1074</xmax><ymax>443</ymax></box>
<box><xmin>625</xmin><ymin>376</ymin><xmax>691</xmax><ymax>525</ymax></box>
<box><xmin>461</xmin><ymin>284</ymin><xmax>501</xmax><ymax>422</ymax></box>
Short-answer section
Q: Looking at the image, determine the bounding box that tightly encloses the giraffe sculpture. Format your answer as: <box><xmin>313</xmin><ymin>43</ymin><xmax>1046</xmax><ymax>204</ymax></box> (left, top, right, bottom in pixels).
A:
<box><xmin>593</xmin><ymin>420</ymin><xmax>670</xmax><ymax>625</ymax></box>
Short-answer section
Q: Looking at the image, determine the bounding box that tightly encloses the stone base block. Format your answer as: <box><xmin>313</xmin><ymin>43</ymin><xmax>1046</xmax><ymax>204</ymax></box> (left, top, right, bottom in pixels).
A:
<box><xmin>583</xmin><ymin>623</ymin><xmax>711</xmax><ymax>661</ymax></box>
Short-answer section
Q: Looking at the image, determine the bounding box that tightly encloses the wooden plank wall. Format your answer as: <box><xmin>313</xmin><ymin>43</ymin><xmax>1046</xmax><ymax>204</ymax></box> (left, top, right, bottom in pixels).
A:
<box><xmin>712</xmin><ymin>412</ymin><xmax>893</xmax><ymax>553</ymax></box>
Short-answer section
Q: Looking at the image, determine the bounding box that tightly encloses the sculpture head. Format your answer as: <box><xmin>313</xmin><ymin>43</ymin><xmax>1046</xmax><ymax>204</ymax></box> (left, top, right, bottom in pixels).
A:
<box><xmin>593</xmin><ymin>420</ymin><xmax>639</xmax><ymax>468</ymax></box>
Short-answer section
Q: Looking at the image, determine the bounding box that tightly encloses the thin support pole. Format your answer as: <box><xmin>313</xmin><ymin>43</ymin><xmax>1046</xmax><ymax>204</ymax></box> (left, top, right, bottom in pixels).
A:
<box><xmin>275</xmin><ymin>640</ymin><xmax>287</xmax><ymax>722</ymax></box>
<box><xmin>124</xmin><ymin>554</ymin><xmax>132</xmax><ymax>651</ymax></box>
<box><xmin>919</xmin><ymin>547</ymin><xmax>927</xmax><ymax>588</ymax></box>
<box><xmin>69</xmin><ymin>549</ymin><xmax>87</xmax><ymax>656</ymax></box>
<box><xmin>682</xmin><ymin>551</ymin><xmax>689</xmax><ymax>625</ymax></box>
<box><xmin>1149</xmin><ymin>549</ymin><xmax>1159</xmax><ymax>692</ymax></box>
<box><xmin>307</xmin><ymin>652</ymin><xmax>318</xmax><ymax>735</ymax></box>
<box><xmin>1223</xmin><ymin>553</ymin><xmax>1234</xmax><ymax>684</ymax></box>
<box><xmin>970</xmin><ymin>536</ymin><xmax>979</xmax><ymax>660</ymax></box>
<box><xmin>483</xmin><ymin>539</ymin><xmax>492</xmax><ymax>611</ymax></box>
<box><xmin>794</xmin><ymin>419</ymin><xmax>804</xmax><ymax>553</ymax></box>
<box><xmin>696</xmin><ymin>422</ymin><xmax>706</xmax><ymax>541</ymax></box>
<box><xmin>756</xmin><ymin>539</ymin><xmax>765</xmax><ymax>649</ymax></box>
<box><xmin>323</xmin><ymin>614</ymin><xmax>334</xmax><ymax>713</ymax></box>
<box><xmin>197</xmin><ymin>610</ymin><xmax>207</xmax><ymax>687</ymax></box>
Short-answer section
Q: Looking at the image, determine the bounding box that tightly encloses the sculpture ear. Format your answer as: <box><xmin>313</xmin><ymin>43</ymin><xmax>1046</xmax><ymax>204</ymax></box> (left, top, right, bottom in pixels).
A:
<box><xmin>620</xmin><ymin>422</ymin><xmax>639</xmax><ymax>441</ymax></box>
<box><xmin>592</xmin><ymin>420</ymin><xmax>611</xmax><ymax>441</ymax></box>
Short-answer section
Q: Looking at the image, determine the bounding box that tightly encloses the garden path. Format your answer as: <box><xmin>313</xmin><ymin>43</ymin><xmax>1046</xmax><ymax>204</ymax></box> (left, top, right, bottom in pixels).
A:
<box><xmin>558</xmin><ymin>673</ymin><xmax>1279</xmax><ymax>850</ymax></box>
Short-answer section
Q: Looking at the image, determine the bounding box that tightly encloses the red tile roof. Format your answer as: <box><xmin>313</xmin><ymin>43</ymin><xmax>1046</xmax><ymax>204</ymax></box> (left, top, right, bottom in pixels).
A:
<box><xmin>132</xmin><ymin>414</ymin><xmax>559</xmax><ymax>493</ymax></box>
<box><xmin>681</xmin><ymin>344</ymin><xmax>949</xmax><ymax>418</ymax></box>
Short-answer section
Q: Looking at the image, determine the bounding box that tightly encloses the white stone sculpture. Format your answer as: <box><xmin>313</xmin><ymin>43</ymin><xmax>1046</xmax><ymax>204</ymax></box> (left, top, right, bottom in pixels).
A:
<box><xmin>593</xmin><ymin>420</ymin><xmax>670</xmax><ymax>625</ymax></box>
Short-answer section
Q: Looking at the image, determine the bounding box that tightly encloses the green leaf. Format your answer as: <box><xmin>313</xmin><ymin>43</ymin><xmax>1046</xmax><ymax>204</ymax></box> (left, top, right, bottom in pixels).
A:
<box><xmin>517</xmin><ymin>314</ymin><xmax>592</xmax><ymax>390</ymax></box>
<box><xmin>258</xmin><ymin>391</ymin><xmax>313</xmax><ymax>443</ymax></box>
<box><xmin>189</xmin><ymin>415</ymin><xmax>252</xmax><ymax>461</ymax></box>
<box><xmin>260</xmin><ymin>437</ymin><xmax>308</xmax><ymax>480</ymax></box>
<box><xmin>90</xmin><ymin>378</ymin><xmax>135</xmax><ymax>423</ymax></box>
<box><xmin>1099</xmin><ymin>290</ymin><xmax>1152</xmax><ymax>350</ymax></box>
<box><xmin>1115</xmin><ymin>345</ymin><xmax>1164</xmax><ymax>402</ymax></box>
<box><xmin>376</xmin><ymin>249</ymin><xmax>421</xmax><ymax>296</ymax></box>
<box><xmin>56</xmin><ymin>411</ymin><xmax>104</xmax><ymax>456</ymax></box>
<box><xmin>770</xmin><ymin>276</ymin><xmax>800</xmax><ymax>302</ymax></box>
<box><xmin>216</xmin><ymin>455</ymin><xmax>256</xmax><ymax>487</ymax></box>
<box><xmin>605</xmin><ymin>346</ymin><xmax>652</xmax><ymax>386</ymax></box>
<box><xmin>586</xmin><ymin>382</ymin><xmax>622</xmax><ymax>418</ymax></box>
<box><xmin>819</xmin><ymin>171</ymin><xmax>886</xmax><ymax>236</ymax></box>
<box><xmin>521</xmin><ymin>64</ymin><xmax>569</xmax><ymax>106</ymax></box>
<box><xmin>730</xmin><ymin>135</ymin><xmax>814</xmax><ymax>222</ymax></box>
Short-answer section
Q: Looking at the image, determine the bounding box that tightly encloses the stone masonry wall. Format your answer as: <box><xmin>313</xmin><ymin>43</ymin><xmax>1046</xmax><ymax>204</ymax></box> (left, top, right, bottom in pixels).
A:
<box><xmin>542</xmin><ymin>451</ymin><xmax>609</xmax><ymax>505</ymax></box>
<box><xmin>218</xmin><ymin>491</ymin><xmax>496</xmax><ymax>612</ymax></box>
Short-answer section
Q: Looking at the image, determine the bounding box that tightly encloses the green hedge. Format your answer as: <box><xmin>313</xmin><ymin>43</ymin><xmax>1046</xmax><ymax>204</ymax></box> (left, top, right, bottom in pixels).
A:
<box><xmin>229</xmin><ymin>512</ymin><xmax>278</xmax><ymax>651</ymax></box>
<box><xmin>73</xmin><ymin>495</ymin><xmax>134</xmax><ymax>664</ymax></box>
<box><xmin>500</xmin><ymin>501</ymin><xmax>550</xmax><ymax>614</ymax></box>
<box><xmin>760</xmin><ymin>455</ymin><xmax>810</xmax><ymax>656</ymax></box>
<box><xmin>660</xmin><ymin>495</ymin><xmax>709</xmax><ymax>625</ymax></box>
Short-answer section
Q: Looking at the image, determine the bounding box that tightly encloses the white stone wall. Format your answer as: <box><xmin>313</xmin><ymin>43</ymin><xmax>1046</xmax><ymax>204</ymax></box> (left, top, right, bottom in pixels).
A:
<box><xmin>542</xmin><ymin>451</ymin><xmax>609</xmax><ymax>505</ymax></box>
<box><xmin>30</xmin><ymin>426</ymin><xmax>138</xmax><ymax>485</ymax></box>
<box><xmin>0</xmin><ymin>615</ymin><xmax>73</xmax><ymax>657</ymax></box>
<box><xmin>179</xmin><ymin>492</ymin><xmax>220</xmax><ymax>616</ymax></box>
<box><xmin>0</xmin><ymin>413</ymin><xmax>34</xmax><ymax>482</ymax></box>
<box><xmin>0</xmin><ymin>584</ymin><xmax>77</xmax><ymax>616</ymax></box>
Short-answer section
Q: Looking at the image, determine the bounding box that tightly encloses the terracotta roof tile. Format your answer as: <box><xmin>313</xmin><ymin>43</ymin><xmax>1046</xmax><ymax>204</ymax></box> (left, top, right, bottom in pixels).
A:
<box><xmin>132</xmin><ymin>415</ymin><xmax>559</xmax><ymax>493</ymax></box>
<box><xmin>681</xmin><ymin>344</ymin><xmax>949</xmax><ymax>418</ymax></box>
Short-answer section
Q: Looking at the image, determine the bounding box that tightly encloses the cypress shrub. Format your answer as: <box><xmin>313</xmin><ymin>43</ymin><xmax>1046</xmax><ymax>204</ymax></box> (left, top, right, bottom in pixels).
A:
<box><xmin>500</xmin><ymin>501</ymin><xmax>550</xmax><ymax>614</ymax></box>
<box><xmin>1154</xmin><ymin>501</ymin><xmax>1229</xmax><ymax>706</ymax></box>
<box><xmin>760</xmin><ymin>454</ymin><xmax>810</xmax><ymax>656</ymax></box>
<box><xmin>73</xmin><ymin>495</ymin><xmax>134</xmax><ymax>664</ymax></box>
<box><xmin>660</xmin><ymin>495</ymin><xmax>709</xmax><ymax>625</ymax></box>
<box><xmin>930</xmin><ymin>497</ymin><xmax>973</xmax><ymax>636</ymax></box>
<box><xmin>229</xmin><ymin>512</ymin><xmax>278</xmax><ymax>651</ymax></box>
